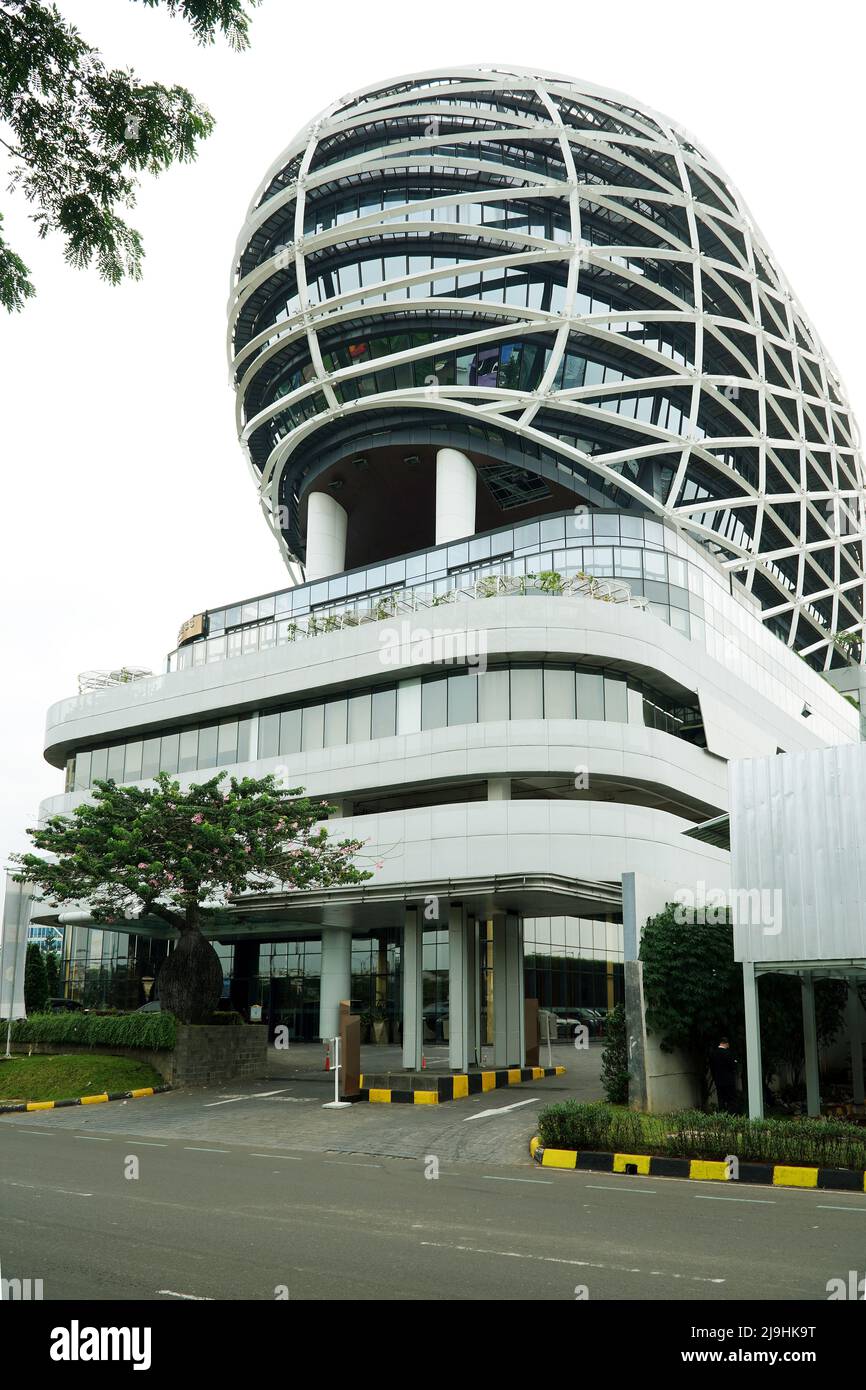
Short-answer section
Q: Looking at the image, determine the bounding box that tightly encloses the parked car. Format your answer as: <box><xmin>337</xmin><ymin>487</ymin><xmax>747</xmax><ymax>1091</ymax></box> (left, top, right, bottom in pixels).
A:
<box><xmin>46</xmin><ymin>997</ymin><xmax>84</xmax><ymax>1013</ymax></box>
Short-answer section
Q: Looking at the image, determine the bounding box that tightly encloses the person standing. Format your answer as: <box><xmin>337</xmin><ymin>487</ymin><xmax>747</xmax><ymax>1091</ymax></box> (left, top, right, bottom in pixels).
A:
<box><xmin>709</xmin><ymin>1037</ymin><xmax>739</xmax><ymax>1113</ymax></box>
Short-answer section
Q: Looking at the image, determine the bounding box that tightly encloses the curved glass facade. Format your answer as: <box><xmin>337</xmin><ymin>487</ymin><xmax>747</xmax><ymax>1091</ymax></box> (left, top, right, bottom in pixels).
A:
<box><xmin>230</xmin><ymin>67</ymin><xmax>865</xmax><ymax>669</ymax></box>
<box><xmin>66</xmin><ymin>660</ymin><xmax>700</xmax><ymax>792</ymax></box>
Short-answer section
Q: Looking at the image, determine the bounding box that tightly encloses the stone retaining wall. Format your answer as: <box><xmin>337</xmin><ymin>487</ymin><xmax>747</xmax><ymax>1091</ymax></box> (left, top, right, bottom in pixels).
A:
<box><xmin>9</xmin><ymin>1025</ymin><xmax>268</xmax><ymax>1087</ymax></box>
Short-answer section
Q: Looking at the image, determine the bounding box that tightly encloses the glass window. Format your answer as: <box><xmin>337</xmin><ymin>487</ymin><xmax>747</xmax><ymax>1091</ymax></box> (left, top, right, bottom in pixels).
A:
<box><xmin>576</xmin><ymin>671</ymin><xmax>605</xmax><ymax>720</ymax></box>
<box><xmin>237</xmin><ymin>717</ymin><xmax>255</xmax><ymax>763</ymax></box>
<box><xmin>510</xmin><ymin>667</ymin><xmax>543</xmax><ymax>719</ymax></box>
<box><xmin>178</xmin><ymin>728</ymin><xmax>198</xmax><ymax>772</ymax></box>
<box><xmin>447</xmin><ymin>671</ymin><xmax>478</xmax><ymax>726</ymax></box>
<box><xmin>124</xmin><ymin>741</ymin><xmax>142</xmax><ymax>781</ymax></box>
<box><xmin>301</xmin><ymin>703</ymin><xmax>324</xmax><ymax>752</ymax></box>
<box><xmin>347</xmin><ymin>692</ymin><xmax>372</xmax><ymax>742</ymax></box>
<box><xmin>160</xmin><ymin>732</ymin><xmax>180</xmax><ymax>775</ymax></box>
<box><xmin>604</xmin><ymin>677</ymin><xmax>629</xmax><ymax>723</ymax></box>
<box><xmin>106</xmin><ymin>745</ymin><xmax>125</xmax><ymax>782</ymax></box>
<box><xmin>279</xmin><ymin>707</ymin><xmax>302</xmax><ymax>756</ymax></box>
<box><xmin>544</xmin><ymin>666</ymin><xmax>576</xmax><ymax>718</ymax></box>
<box><xmin>397</xmin><ymin>679</ymin><xmax>421</xmax><ymax>735</ymax></box>
<box><xmin>90</xmin><ymin>747</ymin><xmax>108</xmax><ymax>783</ymax></box>
<box><xmin>421</xmin><ymin>676</ymin><xmax>447</xmax><ymax>730</ymax></box>
<box><xmin>323</xmin><ymin>698</ymin><xmax>348</xmax><ymax>747</ymax></box>
<box><xmin>73</xmin><ymin>749</ymin><xmax>92</xmax><ymax>792</ymax></box>
<box><xmin>197</xmin><ymin>725</ymin><xmax>218</xmax><ymax>770</ymax></box>
<box><xmin>478</xmin><ymin>668</ymin><xmax>509</xmax><ymax>721</ymax></box>
<box><xmin>140</xmin><ymin>738</ymin><xmax>161</xmax><ymax>779</ymax></box>
<box><xmin>627</xmin><ymin>687</ymin><xmax>645</xmax><ymax>724</ymax></box>
<box><xmin>258</xmin><ymin>711</ymin><xmax>280</xmax><ymax>761</ymax></box>
<box><xmin>216</xmin><ymin>721</ymin><xmax>238</xmax><ymax>766</ymax></box>
<box><xmin>371</xmin><ymin>687</ymin><xmax>397</xmax><ymax>739</ymax></box>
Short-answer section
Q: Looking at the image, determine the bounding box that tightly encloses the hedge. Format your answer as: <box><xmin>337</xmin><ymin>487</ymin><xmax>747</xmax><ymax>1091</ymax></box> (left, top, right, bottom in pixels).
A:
<box><xmin>2</xmin><ymin>1011</ymin><xmax>177</xmax><ymax>1051</ymax></box>
<box><xmin>538</xmin><ymin>1100</ymin><xmax>866</xmax><ymax>1171</ymax></box>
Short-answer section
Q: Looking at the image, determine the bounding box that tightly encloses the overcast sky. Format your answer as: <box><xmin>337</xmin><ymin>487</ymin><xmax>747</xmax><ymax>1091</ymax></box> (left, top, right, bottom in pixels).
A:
<box><xmin>1</xmin><ymin>0</ymin><xmax>863</xmax><ymax>880</ymax></box>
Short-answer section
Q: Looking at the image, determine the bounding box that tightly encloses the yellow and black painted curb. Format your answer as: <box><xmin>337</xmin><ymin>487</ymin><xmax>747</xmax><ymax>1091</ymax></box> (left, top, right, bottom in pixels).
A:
<box><xmin>360</xmin><ymin>1065</ymin><xmax>565</xmax><ymax>1105</ymax></box>
<box><xmin>529</xmin><ymin>1137</ymin><xmax>866</xmax><ymax>1193</ymax></box>
<box><xmin>0</xmin><ymin>1084</ymin><xmax>172</xmax><ymax>1116</ymax></box>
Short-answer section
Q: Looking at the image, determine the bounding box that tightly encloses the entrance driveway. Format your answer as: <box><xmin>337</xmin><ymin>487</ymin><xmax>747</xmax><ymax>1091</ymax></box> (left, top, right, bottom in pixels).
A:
<box><xmin>0</xmin><ymin>1041</ymin><xmax>602</xmax><ymax>1167</ymax></box>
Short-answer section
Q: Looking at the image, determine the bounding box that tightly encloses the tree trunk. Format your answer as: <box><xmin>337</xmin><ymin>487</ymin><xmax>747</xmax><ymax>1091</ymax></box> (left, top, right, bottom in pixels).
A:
<box><xmin>157</xmin><ymin>927</ymin><xmax>224</xmax><ymax>1024</ymax></box>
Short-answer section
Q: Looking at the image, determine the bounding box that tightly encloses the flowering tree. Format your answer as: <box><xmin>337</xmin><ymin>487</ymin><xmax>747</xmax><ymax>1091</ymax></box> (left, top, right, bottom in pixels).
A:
<box><xmin>12</xmin><ymin>772</ymin><xmax>371</xmax><ymax>1023</ymax></box>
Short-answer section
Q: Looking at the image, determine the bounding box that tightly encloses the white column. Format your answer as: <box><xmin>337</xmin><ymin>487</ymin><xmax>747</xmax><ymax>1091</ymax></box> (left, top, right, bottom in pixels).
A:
<box><xmin>848</xmin><ymin>982</ymin><xmax>865</xmax><ymax>1105</ymax></box>
<box><xmin>305</xmin><ymin>491</ymin><xmax>347</xmax><ymax>580</ymax></box>
<box><xmin>493</xmin><ymin>912</ymin><xmax>525</xmax><ymax>1067</ymax></box>
<box><xmin>743</xmin><ymin>960</ymin><xmax>764</xmax><ymax>1118</ymax></box>
<box><xmin>801</xmin><ymin>972</ymin><xmax>821</xmax><ymax>1118</ymax></box>
<box><xmin>318</xmin><ymin>928</ymin><xmax>352</xmax><ymax>1042</ymax></box>
<box><xmin>448</xmin><ymin>905</ymin><xmax>479</xmax><ymax>1072</ymax></box>
<box><xmin>402</xmin><ymin>907</ymin><xmax>423</xmax><ymax>1070</ymax></box>
<box><xmin>435</xmin><ymin>448</ymin><xmax>476</xmax><ymax>545</ymax></box>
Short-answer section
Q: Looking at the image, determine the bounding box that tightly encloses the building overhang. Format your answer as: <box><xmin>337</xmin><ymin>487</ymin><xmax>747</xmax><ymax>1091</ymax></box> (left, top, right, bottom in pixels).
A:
<box><xmin>31</xmin><ymin>873</ymin><xmax>622</xmax><ymax>942</ymax></box>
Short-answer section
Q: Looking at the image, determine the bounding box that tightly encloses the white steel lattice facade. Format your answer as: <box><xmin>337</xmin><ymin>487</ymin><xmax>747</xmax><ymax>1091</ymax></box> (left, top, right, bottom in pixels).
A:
<box><xmin>229</xmin><ymin>66</ymin><xmax>865</xmax><ymax>670</ymax></box>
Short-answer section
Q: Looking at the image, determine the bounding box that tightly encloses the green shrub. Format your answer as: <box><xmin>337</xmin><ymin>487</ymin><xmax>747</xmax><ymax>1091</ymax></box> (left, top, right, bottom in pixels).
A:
<box><xmin>537</xmin><ymin>1100</ymin><xmax>866</xmax><ymax>1171</ymax></box>
<box><xmin>599</xmin><ymin>1003</ymin><xmax>629</xmax><ymax>1104</ymax></box>
<box><xmin>3</xmin><ymin>1011</ymin><xmax>177</xmax><ymax>1050</ymax></box>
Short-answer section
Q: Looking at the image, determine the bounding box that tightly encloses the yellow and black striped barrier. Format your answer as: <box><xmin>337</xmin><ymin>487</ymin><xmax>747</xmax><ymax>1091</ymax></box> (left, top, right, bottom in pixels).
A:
<box><xmin>529</xmin><ymin>1137</ymin><xmax>866</xmax><ymax>1193</ymax></box>
<box><xmin>0</xmin><ymin>1084</ymin><xmax>172</xmax><ymax>1115</ymax></box>
<box><xmin>360</xmin><ymin>1066</ymin><xmax>565</xmax><ymax>1105</ymax></box>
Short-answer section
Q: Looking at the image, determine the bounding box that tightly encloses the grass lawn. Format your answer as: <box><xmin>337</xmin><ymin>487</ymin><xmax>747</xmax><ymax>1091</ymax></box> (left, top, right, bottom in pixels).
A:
<box><xmin>0</xmin><ymin>1053</ymin><xmax>164</xmax><ymax>1104</ymax></box>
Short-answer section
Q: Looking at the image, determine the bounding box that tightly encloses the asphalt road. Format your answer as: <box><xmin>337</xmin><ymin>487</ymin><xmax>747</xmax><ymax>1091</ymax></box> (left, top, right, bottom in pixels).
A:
<box><xmin>2</xmin><ymin>1120</ymin><xmax>865</xmax><ymax>1301</ymax></box>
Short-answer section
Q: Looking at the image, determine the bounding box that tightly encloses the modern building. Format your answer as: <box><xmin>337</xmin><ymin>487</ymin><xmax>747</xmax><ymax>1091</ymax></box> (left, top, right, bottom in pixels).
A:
<box><xmin>4</xmin><ymin>67</ymin><xmax>864</xmax><ymax>1079</ymax></box>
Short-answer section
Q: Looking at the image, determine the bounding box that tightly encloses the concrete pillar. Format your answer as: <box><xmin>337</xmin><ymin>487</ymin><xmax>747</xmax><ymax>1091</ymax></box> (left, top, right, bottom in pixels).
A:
<box><xmin>435</xmin><ymin>448</ymin><xmax>476</xmax><ymax>545</ymax></box>
<box><xmin>448</xmin><ymin>904</ymin><xmax>479</xmax><ymax>1072</ymax></box>
<box><xmin>402</xmin><ymin>907</ymin><xmax>423</xmax><ymax>1070</ymax></box>
<box><xmin>493</xmin><ymin>912</ymin><xmax>525</xmax><ymax>1067</ymax></box>
<box><xmin>305</xmin><ymin>491</ymin><xmax>347</xmax><ymax>580</ymax></box>
<box><xmin>318</xmin><ymin>928</ymin><xmax>352</xmax><ymax>1041</ymax></box>
<box><xmin>848</xmin><ymin>982</ymin><xmax>865</xmax><ymax>1105</ymax></box>
<box><xmin>487</xmin><ymin>777</ymin><xmax>511</xmax><ymax>801</ymax></box>
<box><xmin>743</xmin><ymin>960</ymin><xmax>764</xmax><ymax>1119</ymax></box>
<box><xmin>801</xmin><ymin>972</ymin><xmax>821</xmax><ymax>1118</ymax></box>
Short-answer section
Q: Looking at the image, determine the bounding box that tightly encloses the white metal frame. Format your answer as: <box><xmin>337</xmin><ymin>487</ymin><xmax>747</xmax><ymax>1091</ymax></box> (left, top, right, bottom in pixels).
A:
<box><xmin>227</xmin><ymin>66</ymin><xmax>865</xmax><ymax>669</ymax></box>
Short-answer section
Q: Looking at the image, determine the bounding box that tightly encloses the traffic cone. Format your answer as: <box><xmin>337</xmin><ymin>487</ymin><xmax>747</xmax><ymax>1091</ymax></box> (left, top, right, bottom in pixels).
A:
<box><xmin>324</xmin><ymin>1042</ymin><xmax>330</xmax><ymax>1071</ymax></box>
<box><xmin>421</xmin><ymin>1054</ymin><xmax>426</xmax><ymax>1069</ymax></box>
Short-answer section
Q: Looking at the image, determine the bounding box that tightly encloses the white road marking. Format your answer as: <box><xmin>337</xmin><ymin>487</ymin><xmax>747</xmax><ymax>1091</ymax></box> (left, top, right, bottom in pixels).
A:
<box><xmin>157</xmin><ymin>1290</ymin><xmax>214</xmax><ymax>1300</ymax></box>
<box><xmin>585</xmin><ymin>1184</ymin><xmax>656</xmax><ymax>1194</ymax></box>
<box><xmin>481</xmin><ymin>1175</ymin><xmax>553</xmax><ymax>1185</ymax></box>
<box><xmin>250</xmin><ymin>1153</ymin><xmax>303</xmax><ymax>1161</ymax></box>
<box><xmin>205</xmin><ymin>1088</ymin><xmax>293</xmax><ymax>1107</ymax></box>
<box><xmin>324</xmin><ymin>1160</ymin><xmax>382</xmax><ymax>1169</ymax></box>
<box><xmin>14</xmin><ymin>1128</ymin><xmax>54</xmax><ymax>1135</ymax></box>
<box><xmin>419</xmin><ymin>1241</ymin><xmax>724</xmax><ymax>1283</ymax></box>
<box><xmin>816</xmin><ymin>1204</ymin><xmax>866</xmax><ymax>1213</ymax></box>
<box><xmin>74</xmin><ymin>1135</ymin><xmax>113</xmax><ymax>1141</ymax></box>
<box><xmin>183</xmin><ymin>1146</ymin><xmax>230</xmax><ymax>1154</ymax></box>
<box><xmin>133</xmin><ymin>1141</ymin><xmax>169</xmax><ymax>1147</ymax></box>
<box><xmin>463</xmin><ymin>1097</ymin><xmax>539</xmax><ymax>1122</ymax></box>
<box><xmin>695</xmin><ymin>1195</ymin><xmax>775</xmax><ymax>1204</ymax></box>
<box><xmin>55</xmin><ymin>1190</ymin><xmax>93</xmax><ymax>1198</ymax></box>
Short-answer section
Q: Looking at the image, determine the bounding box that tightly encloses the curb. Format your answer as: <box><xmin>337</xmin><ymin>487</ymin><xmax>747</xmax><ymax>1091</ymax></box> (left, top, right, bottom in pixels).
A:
<box><xmin>360</xmin><ymin>1066</ymin><xmax>565</xmax><ymax>1105</ymax></box>
<box><xmin>0</xmin><ymin>1084</ymin><xmax>172</xmax><ymax>1115</ymax></box>
<box><xmin>529</xmin><ymin>1137</ymin><xmax>866</xmax><ymax>1193</ymax></box>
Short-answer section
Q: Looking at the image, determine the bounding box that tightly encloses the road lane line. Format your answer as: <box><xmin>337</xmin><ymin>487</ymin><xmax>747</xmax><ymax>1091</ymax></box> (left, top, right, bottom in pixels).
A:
<box><xmin>419</xmin><ymin>1241</ymin><xmax>724</xmax><ymax>1283</ymax></box>
<box><xmin>695</xmin><ymin>1195</ymin><xmax>776</xmax><ymax>1204</ymax></box>
<box><xmin>250</xmin><ymin>1153</ymin><xmax>303</xmax><ymax>1161</ymax></box>
<box><xmin>183</xmin><ymin>1146</ymin><xmax>230</xmax><ymax>1154</ymax></box>
<box><xmin>584</xmin><ymin>1184</ymin><xmax>656</xmax><ymax>1194</ymax></box>
<box><xmin>157</xmin><ymin>1290</ymin><xmax>213</xmax><ymax>1300</ymax></box>
<box><xmin>817</xmin><ymin>1204</ymin><xmax>866</xmax><ymax>1213</ymax></box>
<box><xmin>324</xmin><ymin>1160</ymin><xmax>382</xmax><ymax>1169</ymax></box>
<box><xmin>203</xmin><ymin>1096</ymin><xmax>246</xmax><ymax>1107</ymax></box>
<box><xmin>482</xmin><ymin>1176</ymin><xmax>554</xmax><ymax>1185</ymax></box>
<box><xmin>73</xmin><ymin>1135</ymin><xmax>113</xmax><ymax>1141</ymax></box>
